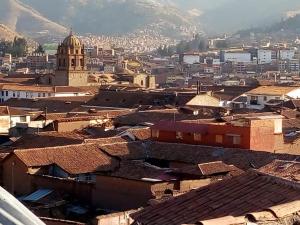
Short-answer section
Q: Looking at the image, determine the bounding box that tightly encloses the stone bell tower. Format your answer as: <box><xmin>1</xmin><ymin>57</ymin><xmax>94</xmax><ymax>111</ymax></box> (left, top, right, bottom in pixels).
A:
<box><xmin>54</xmin><ymin>31</ymin><xmax>88</xmax><ymax>86</ymax></box>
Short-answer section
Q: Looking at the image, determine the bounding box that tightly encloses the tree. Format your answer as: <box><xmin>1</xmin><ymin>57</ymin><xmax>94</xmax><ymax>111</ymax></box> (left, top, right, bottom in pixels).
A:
<box><xmin>11</xmin><ymin>37</ymin><xmax>27</xmax><ymax>57</ymax></box>
<box><xmin>35</xmin><ymin>44</ymin><xmax>45</xmax><ymax>54</ymax></box>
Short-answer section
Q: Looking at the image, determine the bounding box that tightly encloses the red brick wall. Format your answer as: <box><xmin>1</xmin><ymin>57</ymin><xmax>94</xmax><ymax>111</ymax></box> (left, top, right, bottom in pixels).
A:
<box><xmin>93</xmin><ymin>176</ymin><xmax>175</xmax><ymax>211</ymax></box>
<box><xmin>153</xmin><ymin>123</ymin><xmax>251</xmax><ymax>149</ymax></box>
<box><xmin>2</xmin><ymin>155</ymin><xmax>31</xmax><ymax>195</ymax></box>
<box><xmin>30</xmin><ymin>175</ymin><xmax>94</xmax><ymax>203</ymax></box>
<box><xmin>249</xmin><ymin>119</ymin><xmax>276</xmax><ymax>152</ymax></box>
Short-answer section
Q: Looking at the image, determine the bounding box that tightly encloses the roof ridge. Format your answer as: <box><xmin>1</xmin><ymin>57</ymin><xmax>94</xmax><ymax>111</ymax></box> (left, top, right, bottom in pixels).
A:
<box><xmin>14</xmin><ymin>142</ymin><xmax>97</xmax><ymax>152</ymax></box>
<box><xmin>255</xmin><ymin>169</ymin><xmax>300</xmax><ymax>190</ymax></box>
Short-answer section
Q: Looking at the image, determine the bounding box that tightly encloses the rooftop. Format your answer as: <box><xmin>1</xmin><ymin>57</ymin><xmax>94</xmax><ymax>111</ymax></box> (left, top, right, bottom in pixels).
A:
<box><xmin>131</xmin><ymin>168</ymin><xmax>300</xmax><ymax>225</ymax></box>
<box><xmin>12</xmin><ymin>143</ymin><xmax>119</xmax><ymax>175</ymax></box>
<box><xmin>246</xmin><ymin>86</ymin><xmax>300</xmax><ymax>96</ymax></box>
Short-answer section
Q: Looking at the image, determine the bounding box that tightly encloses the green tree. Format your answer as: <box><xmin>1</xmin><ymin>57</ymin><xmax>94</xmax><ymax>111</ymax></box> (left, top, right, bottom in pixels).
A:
<box><xmin>35</xmin><ymin>44</ymin><xmax>45</xmax><ymax>54</ymax></box>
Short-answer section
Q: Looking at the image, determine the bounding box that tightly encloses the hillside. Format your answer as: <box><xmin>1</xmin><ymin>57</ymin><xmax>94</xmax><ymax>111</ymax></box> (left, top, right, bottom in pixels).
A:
<box><xmin>15</xmin><ymin>0</ymin><xmax>197</xmax><ymax>38</ymax></box>
<box><xmin>0</xmin><ymin>0</ymin><xmax>68</xmax><ymax>38</ymax></box>
<box><xmin>0</xmin><ymin>24</ymin><xmax>20</xmax><ymax>41</ymax></box>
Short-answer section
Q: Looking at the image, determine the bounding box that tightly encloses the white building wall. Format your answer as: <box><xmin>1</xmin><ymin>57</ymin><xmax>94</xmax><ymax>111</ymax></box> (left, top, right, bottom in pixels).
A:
<box><xmin>224</xmin><ymin>52</ymin><xmax>251</xmax><ymax>63</ymax></box>
<box><xmin>280</xmin><ymin>50</ymin><xmax>295</xmax><ymax>60</ymax></box>
<box><xmin>287</xmin><ymin>89</ymin><xmax>300</xmax><ymax>99</ymax></box>
<box><xmin>0</xmin><ymin>90</ymin><xmax>88</xmax><ymax>102</ymax></box>
<box><xmin>257</xmin><ymin>50</ymin><xmax>272</xmax><ymax>64</ymax></box>
<box><xmin>246</xmin><ymin>94</ymin><xmax>284</xmax><ymax>110</ymax></box>
<box><xmin>183</xmin><ymin>55</ymin><xmax>200</xmax><ymax>64</ymax></box>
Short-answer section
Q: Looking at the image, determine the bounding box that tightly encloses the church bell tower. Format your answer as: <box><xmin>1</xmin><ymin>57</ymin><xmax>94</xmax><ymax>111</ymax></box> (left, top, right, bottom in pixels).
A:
<box><xmin>54</xmin><ymin>31</ymin><xmax>88</xmax><ymax>86</ymax></box>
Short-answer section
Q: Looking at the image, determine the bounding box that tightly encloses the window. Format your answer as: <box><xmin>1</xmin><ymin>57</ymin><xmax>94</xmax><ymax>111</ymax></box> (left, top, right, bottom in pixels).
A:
<box><xmin>233</xmin><ymin>135</ymin><xmax>241</xmax><ymax>145</ymax></box>
<box><xmin>152</xmin><ymin>129</ymin><xmax>159</xmax><ymax>138</ymax></box>
<box><xmin>71</xmin><ymin>59</ymin><xmax>75</xmax><ymax>66</ymax></box>
<box><xmin>1</xmin><ymin>91</ymin><xmax>3</xmax><ymax>96</ymax></box>
<box><xmin>194</xmin><ymin>133</ymin><xmax>202</xmax><ymax>141</ymax></box>
<box><xmin>12</xmin><ymin>92</ymin><xmax>15</xmax><ymax>97</ymax></box>
<box><xmin>19</xmin><ymin>116</ymin><xmax>26</xmax><ymax>122</ymax></box>
<box><xmin>43</xmin><ymin>93</ymin><xmax>46</xmax><ymax>97</ymax></box>
<box><xmin>250</xmin><ymin>96</ymin><xmax>259</xmax><ymax>105</ymax></box>
<box><xmin>176</xmin><ymin>132</ymin><xmax>183</xmax><ymax>140</ymax></box>
<box><xmin>38</xmin><ymin>93</ymin><xmax>41</xmax><ymax>97</ymax></box>
<box><xmin>216</xmin><ymin>135</ymin><xmax>223</xmax><ymax>143</ymax></box>
<box><xmin>5</xmin><ymin>91</ymin><xmax>8</xmax><ymax>97</ymax></box>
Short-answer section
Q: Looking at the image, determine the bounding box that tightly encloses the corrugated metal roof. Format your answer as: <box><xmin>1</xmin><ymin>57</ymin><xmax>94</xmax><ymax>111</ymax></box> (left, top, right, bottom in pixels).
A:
<box><xmin>23</xmin><ymin>189</ymin><xmax>53</xmax><ymax>202</ymax></box>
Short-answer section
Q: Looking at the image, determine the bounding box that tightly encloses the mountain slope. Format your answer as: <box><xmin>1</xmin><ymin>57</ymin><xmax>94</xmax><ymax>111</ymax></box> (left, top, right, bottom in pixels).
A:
<box><xmin>0</xmin><ymin>0</ymin><xmax>68</xmax><ymax>37</ymax></box>
<box><xmin>0</xmin><ymin>24</ymin><xmax>20</xmax><ymax>41</ymax></box>
<box><xmin>17</xmin><ymin>0</ymin><xmax>197</xmax><ymax>37</ymax></box>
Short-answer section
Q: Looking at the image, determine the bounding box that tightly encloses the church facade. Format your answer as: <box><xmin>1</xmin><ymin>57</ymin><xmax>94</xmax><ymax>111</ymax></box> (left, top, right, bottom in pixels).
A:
<box><xmin>53</xmin><ymin>32</ymin><xmax>88</xmax><ymax>86</ymax></box>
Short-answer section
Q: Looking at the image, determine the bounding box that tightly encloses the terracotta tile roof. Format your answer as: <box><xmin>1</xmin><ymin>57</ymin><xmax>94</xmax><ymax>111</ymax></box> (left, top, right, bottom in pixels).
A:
<box><xmin>99</xmin><ymin>141</ymin><xmax>147</xmax><ymax>160</ymax></box>
<box><xmin>259</xmin><ymin>160</ymin><xmax>300</xmax><ymax>182</ymax></box>
<box><xmin>11</xmin><ymin>132</ymin><xmax>89</xmax><ymax>149</ymax></box>
<box><xmin>127</xmin><ymin>127</ymin><xmax>151</xmax><ymax>140</ymax></box>
<box><xmin>105</xmin><ymin>161</ymin><xmax>175</xmax><ymax>181</ymax></box>
<box><xmin>131</xmin><ymin>170</ymin><xmax>300</xmax><ymax>225</ymax></box>
<box><xmin>13</xmin><ymin>144</ymin><xmax>118</xmax><ymax>174</ymax></box>
<box><xmin>173</xmin><ymin>161</ymin><xmax>242</xmax><ymax>177</ymax></box>
<box><xmin>246</xmin><ymin>86</ymin><xmax>300</xmax><ymax>96</ymax></box>
<box><xmin>147</xmin><ymin>142</ymin><xmax>300</xmax><ymax>171</ymax></box>
<box><xmin>1</xmin><ymin>96</ymin><xmax>94</xmax><ymax>113</ymax></box>
<box><xmin>84</xmin><ymin>136</ymin><xmax>129</xmax><ymax>145</ymax></box>
<box><xmin>115</xmin><ymin>109</ymin><xmax>214</xmax><ymax>126</ymax></box>
<box><xmin>87</xmin><ymin>90</ymin><xmax>194</xmax><ymax>108</ymax></box>
<box><xmin>0</xmin><ymin>84</ymin><xmax>93</xmax><ymax>94</ymax></box>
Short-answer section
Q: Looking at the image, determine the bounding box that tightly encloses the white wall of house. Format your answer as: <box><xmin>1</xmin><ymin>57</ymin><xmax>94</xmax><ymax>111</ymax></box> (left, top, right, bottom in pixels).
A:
<box><xmin>257</xmin><ymin>50</ymin><xmax>272</xmax><ymax>64</ymax></box>
<box><xmin>286</xmin><ymin>89</ymin><xmax>300</xmax><ymax>99</ymax></box>
<box><xmin>246</xmin><ymin>94</ymin><xmax>284</xmax><ymax>110</ymax></box>
<box><xmin>224</xmin><ymin>52</ymin><xmax>251</xmax><ymax>63</ymax></box>
<box><xmin>280</xmin><ymin>50</ymin><xmax>295</xmax><ymax>60</ymax></box>
<box><xmin>183</xmin><ymin>55</ymin><xmax>200</xmax><ymax>64</ymax></box>
<box><xmin>0</xmin><ymin>90</ymin><xmax>88</xmax><ymax>102</ymax></box>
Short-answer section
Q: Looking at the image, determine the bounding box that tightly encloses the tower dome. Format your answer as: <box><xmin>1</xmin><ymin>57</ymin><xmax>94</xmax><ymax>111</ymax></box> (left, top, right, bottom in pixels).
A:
<box><xmin>62</xmin><ymin>32</ymin><xmax>81</xmax><ymax>47</ymax></box>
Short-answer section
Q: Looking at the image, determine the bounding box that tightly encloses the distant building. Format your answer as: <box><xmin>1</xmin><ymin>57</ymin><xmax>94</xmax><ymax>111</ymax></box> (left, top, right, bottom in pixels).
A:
<box><xmin>222</xmin><ymin>51</ymin><xmax>251</xmax><ymax>63</ymax></box>
<box><xmin>53</xmin><ymin>32</ymin><xmax>88</xmax><ymax>86</ymax></box>
<box><xmin>151</xmin><ymin>115</ymin><xmax>283</xmax><ymax>152</ymax></box>
<box><xmin>257</xmin><ymin>49</ymin><xmax>272</xmax><ymax>64</ymax></box>
<box><xmin>245</xmin><ymin>86</ymin><xmax>300</xmax><ymax>109</ymax></box>
<box><xmin>183</xmin><ymin>53</ymin><xmax>200</xmax><ymax>64</ymax></box>
<box><xmin>279</xmin><ymin>49</ymin><xmax>295</xmax><ymax>60</ymax></box>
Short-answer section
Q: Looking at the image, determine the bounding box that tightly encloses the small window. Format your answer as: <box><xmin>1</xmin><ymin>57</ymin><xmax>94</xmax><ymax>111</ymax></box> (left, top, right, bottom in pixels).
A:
<box><xmin>5</xmin><ymin>91</ymin><xmax>8</xmax><ymax>96</ymax></box>
<box><xmin>194</xmin><ymin>133</ymin><xmax>202</xmax><ymax>141</ymax></box>
<box><xmin>38</xmin><ymin>93</ymin><xmax>41</xmax><ymax>97</ymax></box>
<box><xmin>43</xmin><ymin>93</ymin><xmax>46</xmax><ymax>97</ymax></box>
<box><xmin>12</xmin><ymin>92</ymin><xmax>15</xmax><ymax>97</ymax></box>
<box><xmin>71</xmin><ymin>59</ymin><xmax>75</xmax><ymax>66</ymax></box>
<box><xmin>176</xmin><ymin>132</ymin><xmax>183</xmax><ymax>140</ymax></box>
<box><xmin>233</xmin><ymin>135</ymin><xmax>241</xmax><ymax>145</ymax></box>
<box><xmin>216</xmin><ymin>135</ymin><xmax>223</xmax><ymax>143</ymax></box>
<box><xmin>1</xmin><ymin>91</ymin><xmax>3</xmax><ymax>96</ymax></box>
<box><xmin>152</xmin><ymin>129</ymin><xmax>159</xmax><ymax>138</ymax></box>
